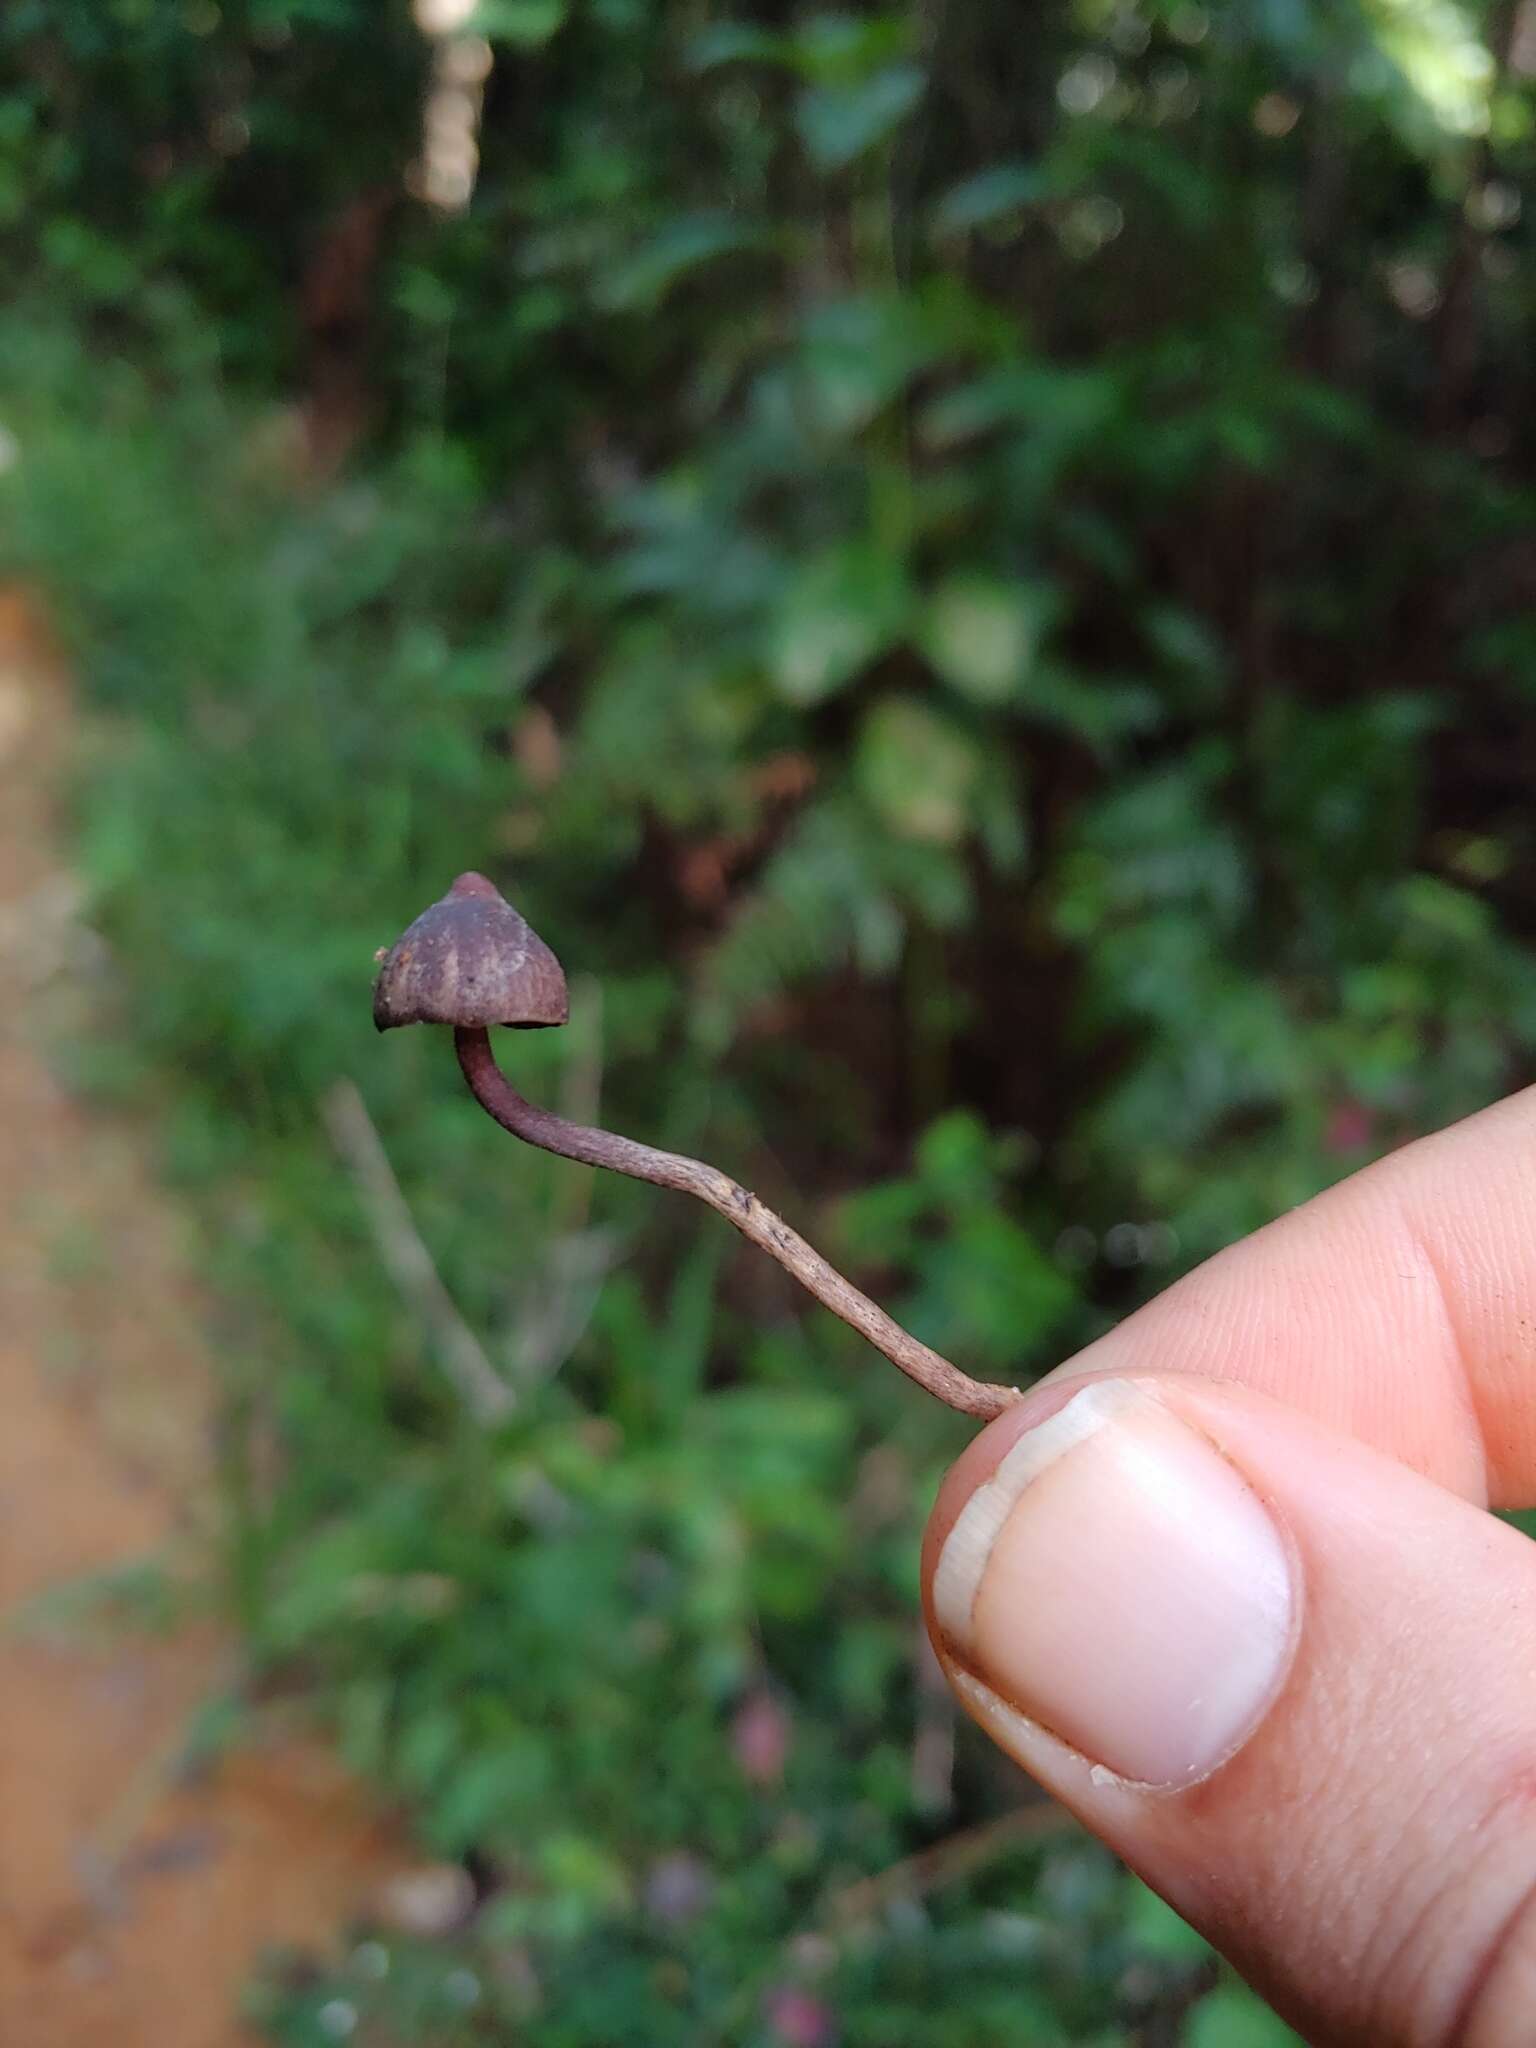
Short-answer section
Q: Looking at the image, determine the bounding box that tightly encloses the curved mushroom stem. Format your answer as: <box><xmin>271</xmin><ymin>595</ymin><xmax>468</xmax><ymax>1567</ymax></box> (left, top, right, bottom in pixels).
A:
<box><xmin>454</xmin><ymin>1026</ymin><xmax>1021</xmax><ymax>1421</ymax></box>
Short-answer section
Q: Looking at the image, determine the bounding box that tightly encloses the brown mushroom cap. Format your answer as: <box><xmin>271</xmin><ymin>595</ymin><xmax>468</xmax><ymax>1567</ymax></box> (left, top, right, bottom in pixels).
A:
<box><xmin>372</xmin><ymin>872</ymin><xmax>569</xmax><ymax>1032</ymax></box>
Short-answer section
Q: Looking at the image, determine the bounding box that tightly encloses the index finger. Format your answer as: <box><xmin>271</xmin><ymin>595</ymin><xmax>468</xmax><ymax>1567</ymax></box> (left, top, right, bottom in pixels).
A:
<box><xmin>1040</xmin><ymin>1085</ymin><xmax>1536</xmax><ymax>1508</ymax></box>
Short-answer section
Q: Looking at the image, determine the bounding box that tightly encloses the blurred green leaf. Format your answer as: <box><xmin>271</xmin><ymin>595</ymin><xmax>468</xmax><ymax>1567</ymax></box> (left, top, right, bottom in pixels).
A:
<box><xmin>472</xmin><ymin>0</ymin><xmax>567</xmax><ymax>45</ymax></box>
<box><xmin>1125</xmin><ymin>1879</ymin><xmax>1209</xmax><ymax>1961</ymax></box>
<box><xmin>796</xmin><ymin>292</ymin><xmax>939</xmax><ymax>433</ymax></box>
<box><xmin>770</xmin><ymin>543</ymin><xmax>910</xmax><ymax>703</ymax></box>
<box><xmin>598</xmin><ymin>214</ymin><xmax>770</xmax><ymax>312</ymax></box>
<box><xmin>795</xmin><ymin>64</ymin><xmax>925</xmax><ymax>170</ymax></box>
<box><xmin>921</xmin><ymin>572</ymin><xmax>1047</xmax><ymax>703</ymax></box>
<box><xmin>686</xmin><ymin>21</ymin><xmax>787</xmax><ymax>70</ymax></box>
<box><xmin>931</xmin><ymin>160</ymin><xmax>1049</xmax><ymax>235</ymax></box>
<box><xmin>1187</xmin><ymin>1984</ymin><xmax>1306</xmax><ymax>2047</ymax></box>
<box><xmin>856</xmin><ymin>696</ymin><xmax>981</xmax><ymax>844</ymax></box>
<box><xmin>790</xmin><ymin>12</ymin><xmax>913</xmax><ymax>84</ymax></box>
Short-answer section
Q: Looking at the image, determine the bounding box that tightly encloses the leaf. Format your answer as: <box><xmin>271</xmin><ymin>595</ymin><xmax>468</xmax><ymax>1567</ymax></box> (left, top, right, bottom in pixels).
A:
<box><xmin>1142</xmin><ymin>602</ymin><xmax>1226</xmax><ymax>693</ymax></box>
<box><xmin>1124</xmin><ymin>1878</ymin><xmax>1209</xmax><ymax>1961</ymax></box>
<box><xmin>472</xmin><ymin>0</ymin><xmax>567</xmax><ymax>46</ymax></box>
<box><xmin>685</xmin><ymin>22</ymin><xmax>788</xmax><ymax>70</ymax></box>
<box><xmin>1187</xmin><ymin>1984</ymin><xmax>1305</xmax><ymax>2047</ymax></box>
<box><xmin>913</xmin><ymin>1109</ymin><xmax>998</xmax><ymax>1198</ymax></box>
<box><xmin>921</xmin><ymin>573</ymin><xmax>1047</xmax><ymax>703</ymax></box>
<box><xmin>789</xmin><ymin>13</ymin><xmax>912</xmax><ymax>84</ymax></box>
<box><xmin>930</xmin><ymin>160</ymin><xmax>1048</xmax><ymax>236</ymax></box>
<box><xmin>429</xmin><ymin>1737</ymin><xmax>553</xmax><ymax>1853</ymax></box>
<box><xmin>918</xmin><ymin>1209</ymin><xmax>1075</xmax><ymax>1355</ymax></box>
<box><xmin>599</xmin><ymin>215</ymin><xmax>768</xmax><ymax>312</ymax></box>
<box><xmin>1023</xmin><ymin>664</ymin><xmax>1164</xmax><ymax>752</ymax></box>
<box><xmin>770</xmin><ymin>545</ymin><xmax>909</xmax><ymax>704</ymax></box>
<box><xmin>1397</xmin><ymin>874</ymin><xmax>1492</xmax><ymax>944</ymax></box>
<box><xmin>538</xmin><ymin>1833</ymin><xmax>632</xmax><ymax>1909</ymax></box>
<box><xmin>855</xmin><ymin>697</ymin><xmax>981</xmax><ymax>845</ymax></box>
<box><xmin>394</xmin><ymin>265</ymin><xmax>458</xmax><ymax>331</ymax></box>
<box><xmin>795</xmin><ymin>293</ymin><xmax>935</xmax><ymax>435</ymax></box>
<box><xmin>794</xmin><ymin>65</ymin><xmax>925</xmax><ymax>171</ymax></box>
<box><xmin>920</xmin><ymin>362</ymin><xmax>1123</xmax><ymax>450</ymax></box>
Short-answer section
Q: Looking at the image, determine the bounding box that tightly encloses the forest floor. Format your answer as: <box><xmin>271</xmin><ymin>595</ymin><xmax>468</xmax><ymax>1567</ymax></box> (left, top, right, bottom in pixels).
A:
<box><xmin>0</xmin><ymin>590</ymin><xmax>412</xmax><ymax>2046</ymax></box>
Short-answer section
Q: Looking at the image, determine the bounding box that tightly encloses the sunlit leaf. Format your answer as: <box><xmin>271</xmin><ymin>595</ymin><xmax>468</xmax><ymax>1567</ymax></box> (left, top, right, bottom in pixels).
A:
<box><xmin>770</xmin><ymin>545</ymin><xmax>909</xmax><ymax>703</ymax></box>
<box><xmin>856</xmin><ymin>696</ymin><xmax>981</xmax><ymax>844</ymax></box>
<box><xmin>921</xmin><ymin>573</ymin><xmax>1048</xmax><ymax>703</ymax></box>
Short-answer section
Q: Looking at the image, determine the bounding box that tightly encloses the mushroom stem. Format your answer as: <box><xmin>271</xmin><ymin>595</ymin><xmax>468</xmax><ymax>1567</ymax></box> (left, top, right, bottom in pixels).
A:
<box><xmin>454</xmin><ymin>1026</ymin><xmax>1021</xmax><ymax>1421</ymax></box>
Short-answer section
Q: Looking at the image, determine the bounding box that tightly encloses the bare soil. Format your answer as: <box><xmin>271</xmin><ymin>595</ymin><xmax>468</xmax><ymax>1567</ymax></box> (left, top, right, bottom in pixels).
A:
<box><xmin>0</xmin><ymin>592</ymin><xmax>411</xmax><ymax>2046</ymax></box>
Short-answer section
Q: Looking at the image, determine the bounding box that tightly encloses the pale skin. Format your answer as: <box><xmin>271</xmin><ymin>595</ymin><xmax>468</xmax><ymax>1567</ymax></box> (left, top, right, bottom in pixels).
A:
<box><xmin>922</xmin><ymin>1084</ymin><xmax>1536</xmax><ymax>2046</ymax></box>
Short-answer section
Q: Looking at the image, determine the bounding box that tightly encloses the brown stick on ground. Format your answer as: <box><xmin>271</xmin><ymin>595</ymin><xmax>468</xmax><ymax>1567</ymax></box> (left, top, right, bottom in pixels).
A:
<box><xmin>454</xmin><ymin>1025</ymin><xmax>1020</xmax><ymax>1421</ymax></box>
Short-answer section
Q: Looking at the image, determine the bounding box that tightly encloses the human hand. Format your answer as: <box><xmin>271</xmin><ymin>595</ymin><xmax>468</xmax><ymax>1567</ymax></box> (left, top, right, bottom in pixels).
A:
<box><xmin>923</xmin><ymin>1089</ymin><xmax>1536</xmax><ymax>2046</ymax></box>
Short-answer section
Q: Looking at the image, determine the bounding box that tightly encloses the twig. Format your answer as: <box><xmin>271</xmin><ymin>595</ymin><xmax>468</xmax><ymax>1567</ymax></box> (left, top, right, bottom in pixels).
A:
<box><xmin>822</xmin><ymin>1803</ymin><xmax>1079</xmax><ymax>1931</ymax></box>
<box><xmin>323</xmin><ymin>1077</ymin><xmax>515</xmax><ymax>1425</ymax></box>
<box><xmin>456</xmin><ymin>1025</ymin><xmax>1020</xmax><ymax>1419</ymax></box>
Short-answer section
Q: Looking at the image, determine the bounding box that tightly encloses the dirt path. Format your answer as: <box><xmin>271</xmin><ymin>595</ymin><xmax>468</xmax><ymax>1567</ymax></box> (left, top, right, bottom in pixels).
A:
<box><xmin>0</xmin><ymin>593</ymin><xmax>411</xmax><ymax>2046</ymax></box>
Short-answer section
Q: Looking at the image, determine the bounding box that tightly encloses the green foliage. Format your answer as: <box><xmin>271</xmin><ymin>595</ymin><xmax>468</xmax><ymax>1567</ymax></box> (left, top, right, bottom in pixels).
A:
<box><xmin>4</xmin><ymin>0</ymin><xmax>1536</xmax><ymax>2040</ymax></box>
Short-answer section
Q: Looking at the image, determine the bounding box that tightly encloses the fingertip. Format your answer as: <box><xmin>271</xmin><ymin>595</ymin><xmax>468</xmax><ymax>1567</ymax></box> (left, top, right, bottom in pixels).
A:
<box><xmin>921</xmin><ymin>1375</ymin><xmax>1108</xmax><ymax>1628</ymax></box>
<box><xmin>923</xmin><ymin>1370</ymin><xmax>1536</xmax><ymax>2045</ymax></box>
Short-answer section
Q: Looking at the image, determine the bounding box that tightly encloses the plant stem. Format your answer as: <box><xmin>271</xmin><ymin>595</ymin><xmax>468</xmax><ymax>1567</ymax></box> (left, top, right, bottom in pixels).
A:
<box><xmin>454</xmin><ymin>1026</ymin><xmax>1020</xmax><ymax>1421</ymax></box>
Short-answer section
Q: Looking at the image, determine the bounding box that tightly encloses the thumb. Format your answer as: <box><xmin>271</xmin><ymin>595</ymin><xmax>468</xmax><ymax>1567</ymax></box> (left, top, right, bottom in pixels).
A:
<box><xmin>923</xmin><ymin>1373</ymin><xmax>1536</xmax><ymax>2048</ymax></box>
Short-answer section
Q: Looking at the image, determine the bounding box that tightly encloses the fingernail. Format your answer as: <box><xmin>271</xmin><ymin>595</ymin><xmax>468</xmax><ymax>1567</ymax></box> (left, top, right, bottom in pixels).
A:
<box><xmin>932</xmin><ymin>1380</ymin><xmax>1295</xmax><ymax>1787</ymax></box>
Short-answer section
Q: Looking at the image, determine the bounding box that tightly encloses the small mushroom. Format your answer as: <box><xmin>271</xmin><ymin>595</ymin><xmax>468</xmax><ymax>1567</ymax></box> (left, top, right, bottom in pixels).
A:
<box><xmin>372</xmin><ymin>873</ymin><xmax>1019</xmax><ymax>1420</ymax></box>
<box><xmin>373</xmin><ymin>871</ymin><xmax>567</xmax><ymax>1032</ymax></box>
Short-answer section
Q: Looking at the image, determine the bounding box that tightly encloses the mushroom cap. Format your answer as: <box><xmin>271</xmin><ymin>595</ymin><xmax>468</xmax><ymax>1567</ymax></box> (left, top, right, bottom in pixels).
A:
<box><xmin>373</xmin><ymin>872</ymin><xmax>569</xmax><ymax>1032</ymax></box>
